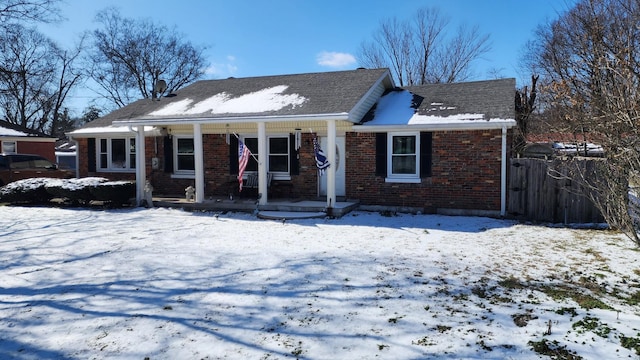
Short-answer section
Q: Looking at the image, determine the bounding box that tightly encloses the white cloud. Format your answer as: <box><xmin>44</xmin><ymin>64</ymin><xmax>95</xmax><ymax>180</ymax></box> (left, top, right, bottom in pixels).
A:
<box><xmin>204</xmin><ymin>55</ymin><xmax>238</xmax><ymax>78</ymax></box>
<box><xmin>316</xmin><ymin>51</ymin><xmax>356</xmax><ymax>68</ymax></box>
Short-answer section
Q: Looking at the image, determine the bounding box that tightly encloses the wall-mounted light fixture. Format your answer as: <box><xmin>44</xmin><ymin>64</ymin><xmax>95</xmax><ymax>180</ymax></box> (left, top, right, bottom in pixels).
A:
<box><xmin>295</xmin><ymin>128</ymin><xmax>302</xmax><ymax>150</ymax></box>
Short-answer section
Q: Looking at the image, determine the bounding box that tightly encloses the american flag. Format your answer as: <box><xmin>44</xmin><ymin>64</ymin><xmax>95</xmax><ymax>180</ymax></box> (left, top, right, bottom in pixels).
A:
<box><xmin>313</xmin><ymin>137</ymin><xmax>330</xmax><ymax>176</ymax></box>
<box><xmin>238</xmin><ymin>140</ymin><xmax>251</xmax><ymax>191</ymax></box>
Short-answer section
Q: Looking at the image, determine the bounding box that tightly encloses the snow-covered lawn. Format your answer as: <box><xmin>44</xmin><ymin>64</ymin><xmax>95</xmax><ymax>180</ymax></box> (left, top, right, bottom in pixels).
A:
<box><xmin>0</xmin><ymin>206</ymin><xmax>639</xmax><ymax>359</ymax></box>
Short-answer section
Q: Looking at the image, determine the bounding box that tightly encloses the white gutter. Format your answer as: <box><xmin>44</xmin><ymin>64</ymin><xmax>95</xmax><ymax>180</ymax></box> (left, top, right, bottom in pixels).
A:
<box><xmin>353</xmin><ymin>119</ymin><xmax>517</xmax><ymax>132</ymax></box>
<box><xmin>68</xmin><ymin>126</ymin><xmax>166</xmax><ymax>138</ymax></box>
<box><xmin>113</xmin><ymin>112</ymin><xmax>351</xmax><ymax>127</ymax></box>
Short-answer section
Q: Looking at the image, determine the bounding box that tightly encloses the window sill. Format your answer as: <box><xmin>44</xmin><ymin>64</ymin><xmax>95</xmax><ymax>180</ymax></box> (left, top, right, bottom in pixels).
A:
<box><xmin>97</xmin><ymin>169</ymin><xmax>135</xmax><ymax>173</ymax></box>
<box><xmin>171</xmin><ymin>173</ymin><xmax>195</xmax><ymax>179</ymax></box>
<box><xmin>385</xmin><ymin>177</ymin><xmax>421</xmax><ymax>184</ymax></box>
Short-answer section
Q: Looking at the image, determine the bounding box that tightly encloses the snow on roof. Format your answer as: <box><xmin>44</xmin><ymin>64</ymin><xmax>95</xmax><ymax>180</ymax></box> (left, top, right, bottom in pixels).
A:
<box><xmin>148</xmin><ymin>85</ymin><xmax>307</xmax><ymax>117</ymax></box>
<box><xmin>0</xmin><ymin>126</ymin><xmax>29</xmax><ymax>137</ymax></box>
<box><xmin>366</xmin><ymin>89</ymin><xmax>507</xmax><ymax>126</ymax></box>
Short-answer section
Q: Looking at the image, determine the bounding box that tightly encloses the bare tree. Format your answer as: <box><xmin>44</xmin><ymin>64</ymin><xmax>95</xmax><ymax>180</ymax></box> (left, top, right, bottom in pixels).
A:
<box><xmin>357</xmin><ymin>7</ymin><xmax>491</xmax><ymax>86</ymax></box>
<box><xmin>0</xmin><ymin>24</ymin><xmax>82</xmax><ymax>135</ymax></box>
<box><xmin>0</xmin><ymin>0</ymin><xmax>62</xmax><ymax>26</ymax></box>
<box><xmin>0</xmin><ymin>24</ymin><xmax>57</xmax><ymax>130</ymax></box>
<box><xmin>514</xmin><ymin>75</ymin><xmax>539</xmax><ymax>155</ymax></box>
<box><xmin>429</xmin><ymin>24</ymin><xmax>491</xmax><ymax>83</ymax></box>
<box><xmin>525</xmin><ymin>0</ymin><xmax>640</xmax><ymax>243</ymax></box>
<box><xmin>48</xmin><ymin>38</ymin><xmax>85</xmax><ymax>136</ymax></box>
<box><xmin>87</xmin><ymin>8</ymin><xmax>208</xmax><ymax>108</ymax></box>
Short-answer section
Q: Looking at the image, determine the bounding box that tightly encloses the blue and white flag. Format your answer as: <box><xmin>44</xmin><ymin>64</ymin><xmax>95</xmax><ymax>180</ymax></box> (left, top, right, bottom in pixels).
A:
<box><xmin>313</xmin><ymin>137</ymin><xmax>330</xmax><ymax>176</ymax></box>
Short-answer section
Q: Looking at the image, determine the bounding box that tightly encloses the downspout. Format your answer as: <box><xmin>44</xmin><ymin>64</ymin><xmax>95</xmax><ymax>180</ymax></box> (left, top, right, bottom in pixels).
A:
<box><xmin>501</xmin><ymin>125</ymin><xmax>507</xmax><ymax>217</ymax></box>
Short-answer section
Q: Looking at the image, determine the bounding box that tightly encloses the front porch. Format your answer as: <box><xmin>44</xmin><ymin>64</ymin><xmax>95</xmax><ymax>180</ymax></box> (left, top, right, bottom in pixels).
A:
<box><xmin>152</xmin><ymin>195</ymin><xmax>360</xmax><ymax>219</ymax></box>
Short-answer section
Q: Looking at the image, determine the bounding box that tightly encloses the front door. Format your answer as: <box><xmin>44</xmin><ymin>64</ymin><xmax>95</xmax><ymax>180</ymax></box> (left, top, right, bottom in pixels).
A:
<box><xmin>319</xmin><ymin>136</ymin><xmax>346</xmax><ymax>197</ymax></box>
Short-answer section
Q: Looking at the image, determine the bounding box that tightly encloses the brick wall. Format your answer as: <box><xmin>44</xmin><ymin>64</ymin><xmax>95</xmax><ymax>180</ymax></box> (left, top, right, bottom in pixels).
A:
<box><xmin>77</xmin><ymin>134</ymin><xmax>320</xmax><ymax>198</ymax></box>
<box><xmin>76</xmin><ymin>129</ymin><xmax>508</xmax><ymax>209</ymax></box>
<box><xmin>346</xmin><ymin>130</ymin><xmax>506</xmax><ymax>213</ymax></box>
<box><xmin>14</xmin><ymin>140</ymin><xmax>56</xmax><ymax>162</ymax></box>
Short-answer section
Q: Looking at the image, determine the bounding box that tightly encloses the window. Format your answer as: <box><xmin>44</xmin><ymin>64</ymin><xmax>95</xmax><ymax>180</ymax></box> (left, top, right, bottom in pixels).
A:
<box><xmin>242</xmin><ymin>136</ymin><xmax>290</xmax><ymax>176</ymax></box>
<box><xmin>376</xmin><ymin>132</ymin><xmax>431</xmax><ymax>183</ymax></box>
<box><xmin>97</xmin><ymin>138</ymin><xmax>136</xmax><ymax>171</ymax></box>
<box><xmin>268</xmin><ymin>137</ymin><xmax>289</xmax><ymax>173</ymax></box>
<box><xmin>2</xmin><ymin>141</ymin><xmax>16</xmax><ymax>154</ymax></box>
<box><xmin>174</xmin><ymin>137</ymin><xmax>195</xmax><ymax>173</ymax></box>
<box><xmin>244</xmin><ymin>137</ymin><xmax>258</xmax><ymax>172</ymax></box>
<box><xmin>390</xmin><ymin>134</ymin><xmax>418</xmax><ymax>176</ymax></box>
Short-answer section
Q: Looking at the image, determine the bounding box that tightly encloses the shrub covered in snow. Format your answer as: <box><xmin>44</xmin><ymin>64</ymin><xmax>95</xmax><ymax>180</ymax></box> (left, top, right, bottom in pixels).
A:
<box><xmin>0</xmin><ymin>178</ymin><xmax>54</xmax><ymax>204</ymax></box>
<box><xmin>0</xmin><ymin>177</ymin><xmax>135</xmax><ymax>207</ymax></box>
<box><xmin>87</xmin><ymin>180</ymin><xmax>136</xmax><ymax>206</ymax></box>
<box><xmin>44</xmin><ymin>177</ymin><xmax>109</xmax><ymax>204</ymax></box>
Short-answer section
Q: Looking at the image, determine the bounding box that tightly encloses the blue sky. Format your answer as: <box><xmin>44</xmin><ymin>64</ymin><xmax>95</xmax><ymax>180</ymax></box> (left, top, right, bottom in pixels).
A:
<box><xmin>40</xmin><ymin>0</ymin><xmax>574</xmax><ymax>115</ymax></box>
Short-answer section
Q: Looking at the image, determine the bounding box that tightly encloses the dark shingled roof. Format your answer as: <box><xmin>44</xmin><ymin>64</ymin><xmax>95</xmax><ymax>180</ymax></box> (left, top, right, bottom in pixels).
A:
<box><xmin>405</xmin><ymin>78</ymin><xmax>516</xmax><ymax>120</ymax></box>
<box><xmin>82</xmin><ymin>68</ymin><xmax>391</xmax><ymax>129</ymax></box>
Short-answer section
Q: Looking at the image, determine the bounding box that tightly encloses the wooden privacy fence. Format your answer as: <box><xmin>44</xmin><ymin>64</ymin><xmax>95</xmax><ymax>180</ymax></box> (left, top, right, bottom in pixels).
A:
<box><xmin>508</xmin><ymin>158</ymin><xmax>604</xmax><ymax>223</ymax></box>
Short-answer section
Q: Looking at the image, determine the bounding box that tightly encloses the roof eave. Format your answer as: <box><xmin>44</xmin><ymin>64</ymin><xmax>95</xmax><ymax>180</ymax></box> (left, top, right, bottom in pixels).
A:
<box><xmin>353</xmin><ymin>119</ymin><xmax>517</xmax><ymax>132</ymax></box>
<box><xmin>112</xmin><ymin>113</ymin><xmax>351</xmax><ymax>126</ymax></box>
<box><xmin>67</xmin><ymin>126</ymin><xmax>165</xmax><ymax>138</ymax></box>
<box><xmin>347</xmin><ymin>69</ymin><xmax>394</xmax><ymax>122</ymax></box>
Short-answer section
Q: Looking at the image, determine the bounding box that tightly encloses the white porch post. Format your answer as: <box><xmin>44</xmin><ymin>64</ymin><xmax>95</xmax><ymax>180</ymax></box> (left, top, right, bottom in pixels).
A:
<box><xmin>326</xmin><ymin>119</ymin><xmax>336</xmax><ymax>209</ymax></box>
<box><xmin>193</xmin><ymin>123</ymin><xmax>205</xmax><ymax>203</ymax></box>
<box><xmin>257</xmin><ymin>122</ymin><xmax>268</xmax><ymax>205</ymax></box>
<box><xmin>501</xmin><ymin>125</ymin><xmax>507</xmax><ymax>216</ymax></box>
<box><xmin>134</xmin><ymin>126</ymin><xmax>146</xmax><ymax>206</ymax></box>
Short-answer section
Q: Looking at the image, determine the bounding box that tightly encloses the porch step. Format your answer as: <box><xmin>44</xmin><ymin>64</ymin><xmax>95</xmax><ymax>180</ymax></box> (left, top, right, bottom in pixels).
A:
<box><xmin>257</xmin><ymin>211</ymin><xmax>327</xmax><ymax>220</ymax></box>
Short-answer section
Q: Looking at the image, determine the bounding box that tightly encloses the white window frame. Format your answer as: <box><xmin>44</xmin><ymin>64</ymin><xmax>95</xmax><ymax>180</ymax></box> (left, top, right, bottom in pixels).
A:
<box><xmin>172</xmin><ymin>135</ymin><xmax>195</xmax><ymax>177</ymax></box>
<box><xmin>2</xmin><ymin>141</ymin><xmax>16</xmax><ymax>154</ymax></box>
<box><xmin>96</xmin><ymin>137</ymin><xmax>136</xmax><ymax>172</ymax></box>
<box><xmin>386</xmin><ymin>132</ymin><xmax>421</xmax><ymax>183</ymax></box>
<box><xmin>242</xmin><ymin>135</ymin><xmax>291</xmax><ymax>180</ymax></box>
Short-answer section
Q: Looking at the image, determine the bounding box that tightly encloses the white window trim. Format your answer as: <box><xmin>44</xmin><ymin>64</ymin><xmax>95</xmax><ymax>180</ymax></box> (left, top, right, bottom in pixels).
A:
<box><xmin>242</xmin><ymin>134</ymin><xmax>291</xmax><ymax>181</ymax></box>
<box><xmin>96</xmin><ymin>137</ymin><xmax>136</xmax><ymax>172</ymax></box>
<box><xmin>2</xmin><ymin>141</ymin><xmax>16</xmax><ymax>154</ymax></box>
<box><xmin>173</xmin><ymin>135</ymin><xmax>195</xmax><ymax>176</ymax></box>
<box><xmin>385</xmin><ymin>132</ymin><xmax>421</xmax><ymax>183</ymax></box>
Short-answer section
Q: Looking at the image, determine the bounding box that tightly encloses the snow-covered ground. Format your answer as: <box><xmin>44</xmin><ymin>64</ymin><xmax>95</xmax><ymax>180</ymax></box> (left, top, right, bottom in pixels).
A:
<box><xmin>0</xmin><ymin>206</ymin><xmax>639</xmax><ymax>359</ymax></box>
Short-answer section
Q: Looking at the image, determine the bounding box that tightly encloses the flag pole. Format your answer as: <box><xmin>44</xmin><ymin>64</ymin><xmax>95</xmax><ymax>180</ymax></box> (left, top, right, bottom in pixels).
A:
<box><xmin>233</xmin><ymin>133</ymin><xmax>260</xmax><ymax>163</ymax></box>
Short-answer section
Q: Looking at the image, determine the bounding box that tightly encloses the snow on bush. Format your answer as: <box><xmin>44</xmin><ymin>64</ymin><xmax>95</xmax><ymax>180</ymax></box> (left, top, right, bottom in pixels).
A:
<box><xmin>0</xmin><ymin>177</ymin><xmax>135</xmax><ymax>206</ymax></box>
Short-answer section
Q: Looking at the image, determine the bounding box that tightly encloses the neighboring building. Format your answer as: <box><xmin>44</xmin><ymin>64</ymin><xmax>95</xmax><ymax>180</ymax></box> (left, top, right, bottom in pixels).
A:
<box><xmin>0</xmin><ymin>120</ymin><xmax>58</xmax><ymax>162</ymax></box>
<box><xmin>68</xmin><ymin>68</ymin><xmax>516</xmax><ymax>216</ymax></box>
<box><xmin>55</xmin><ymin>139</ymin><xmax>78</xmax><ymax>172</ymax></box>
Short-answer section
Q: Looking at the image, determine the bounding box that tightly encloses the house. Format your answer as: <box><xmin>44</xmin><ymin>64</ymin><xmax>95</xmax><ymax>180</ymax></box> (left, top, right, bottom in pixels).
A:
<box><xmin>0</xmin><ymin>120</ymin><xmax>58</xmax><ymax>162</ymax></box>
<box><xmin>68</xmin><ymin>68</ymin><xmax>516</xmax><ymax>216</ymax></box>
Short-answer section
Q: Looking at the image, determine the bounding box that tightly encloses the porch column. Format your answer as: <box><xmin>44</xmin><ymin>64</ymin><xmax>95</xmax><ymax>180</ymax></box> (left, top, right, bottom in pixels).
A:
<box><xmin>326</xmin><ymin>119</ymin><xmax>336</xmax><ymax>209</ymax></box>
<box><xmin>134</xmin><ymin>126</ymin><xmax>146</xmax><ymax>206</ymax></box>
<box><xmin>257</xmin><ymin>122</ymin><xmax>268</xmax><ymax>205</ymax></box>
<box><xmin>501</xmin><ymin>125</ymin><xmax>507</xmax><ymax>216</ymax></box>
<box><xmin>193</xmin><ymin>123</ymin><xmax>205</xmax><ymax>203</ymax></box>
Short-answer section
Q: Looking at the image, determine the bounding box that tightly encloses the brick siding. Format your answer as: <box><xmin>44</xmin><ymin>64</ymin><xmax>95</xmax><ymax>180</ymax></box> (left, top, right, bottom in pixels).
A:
<box><xmin>346</xmin><ymin>130</ymin><xmax>507</xmax><ymax>213</ymax></box>
<box><xmin>76</xmin><ymin>129</ymin><xmax>509</xmax><ymax>210</ymax></box>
